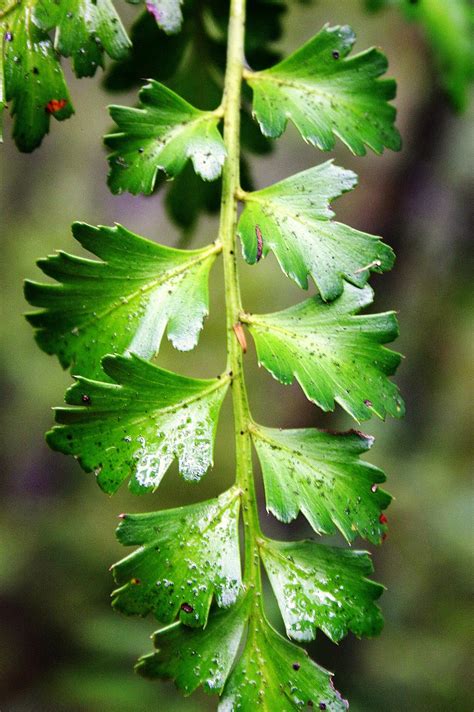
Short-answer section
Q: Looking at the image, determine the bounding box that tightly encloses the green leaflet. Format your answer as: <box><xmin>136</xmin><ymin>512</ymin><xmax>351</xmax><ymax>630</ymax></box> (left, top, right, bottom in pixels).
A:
<box><xmin>238</xmin><ymin>160</ymin><xmax>394</xmax><ymax>300</ymax></box>
<box><xmin>137</xmin><ymin>594</ymin><xmax>348</xmax><ymax>709</ymax></box>
<box><xmin>25</xmin><ymin>223</ymin><xmax>218</xmax><ymax>379</ymax></box>
<box><xmin>105</xmin><ymin>80</ymin><xmax>227</xmax><ymax>194</ymax></box>
<box><xmin>34</xmin><ymin>0</ymin><xmax>130</xmax><ymax>78</ymax></box>
<box><xmin>112</xmin><ymin>488</ymin><xmax>242</xmax><ymax>627</ymax></box>
<box><xmin>243</xmin><ymin>283</ymin><xmax>404</xmax><ymax>422</ymax></box>
<box><xmin>246</xmin><ymin>23</ymin><xmax>401</xmax><ymax>155</ymax></box>
<box><xmin>127</xmin><ymin>0</ymin><xmax>184</xmax><ymax>35</ymax></box>
<box><xmin>250</xmin><ymin>425</ymin><xmax>390</xmax><ymax>543</ymax></box>
<box><xmin>2</xmin><ymin>3</ymin><xmax>74</xmax><ymax>152</ymax></box>
<box><xmin>137</xmin><ymin>594</ymin><xmax>250</xmax><ymax>695</ymax></box>
<box><xmin>219</xmin><ymin>609</ymin><xmax>348</xmax><ymax>711</ymax></box>
<box><xmin>47</xmin><ymin>354</ymin><xmax>229</xmax><ymax>494</ymax></box>
<box><xmin>260</xmin><ymin>539</ymin><xmax>383</xmax><ymax>643</ymax></box>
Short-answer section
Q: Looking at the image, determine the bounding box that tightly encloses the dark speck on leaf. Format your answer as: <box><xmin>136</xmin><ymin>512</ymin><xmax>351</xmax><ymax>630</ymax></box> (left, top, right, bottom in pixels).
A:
<box><xmin>364</xmin><ymin>399</ymin><xmax>372</xmax><ymax>407</ymax></box>
<box><xmin>332</xmin><ymin>50</ymin><xmax>340</xmax><ymax>60</ymax></box>
<box><xmin>319</xmin><ymin>704</ymin><xmax>327</xmax><ymax>711</ymax></box>
<box><xmin>5</xmin><ymin>32</ymin><xmax>13</xmax><ymax>41</ymax></box>
<box><xmin>181</xmin><ymin>602</ymin><xmax>194</xmax><ymax>613</ymax></box>
<box><xmin>131</xmin><ymin>578</ymin><xmax>141</xmax><ymax>585</ymax></box>
<box><xmin>81</xmin><ymin>394</ymin><xmax>91</xmax><ymax>404</ymax></box>
<box><xmin>292</xmin><ymin>662</ymin><xmax>301</xmax><ymax>671</ymax></box>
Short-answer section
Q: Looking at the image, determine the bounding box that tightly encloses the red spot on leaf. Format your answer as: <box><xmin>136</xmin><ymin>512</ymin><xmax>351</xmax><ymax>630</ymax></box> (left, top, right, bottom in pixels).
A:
<box><xmin>379</xmin><ymin>513</ymin><xmax>388</xmax><ymax>525</ymax></box>
<box><xmin>45</xmin><ymin>99</ymin><xmax>68</xmax><ymax>114</ymax></box>
<box><xmin>180</xmin><ymin>602</ymin><xmax>194</xmax><ymax>614</ymax></box>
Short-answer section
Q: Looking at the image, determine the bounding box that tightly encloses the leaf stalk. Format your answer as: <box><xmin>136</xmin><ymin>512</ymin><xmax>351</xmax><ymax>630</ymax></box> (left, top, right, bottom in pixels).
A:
<box><xmin>219</xmin><ymin>0</ymin><xmax>262</xmax><ymax>589</ymax></box>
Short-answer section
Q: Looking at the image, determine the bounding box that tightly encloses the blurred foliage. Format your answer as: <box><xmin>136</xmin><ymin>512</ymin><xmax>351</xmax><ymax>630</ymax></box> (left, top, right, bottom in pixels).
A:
<box><xmin>0</xmin><ymin>0</ymin><xmax>473</xmax><ymax>710</ymax></box>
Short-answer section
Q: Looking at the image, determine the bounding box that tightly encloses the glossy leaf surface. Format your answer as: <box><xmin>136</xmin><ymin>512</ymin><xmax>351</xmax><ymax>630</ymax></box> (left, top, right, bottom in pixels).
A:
<box><xmin>25</xmin><ymin>223</ymin><xmax>218</xmax><ymax>379</ymax></box>
<box><xmin>245</xmin><ymin>284</ymin><xmax>404</xmax><ymax>421</ymax></box>
<box><xmin>47</xmin><ymin>354</ymin><xmax>229</xmax><ymax>493</ymax></box>
<box><xmin>219</xmin><ymin>611</ymin><xmax>348</xmax><ymax>711</ymax></box>
<box><xmin>247</xmin><ymin>24</ymin><xmax>401</xmax><ymax>155</ymax></box>
<box><xmin>251</xmin><ymin>424</ymin><xmax>390</xmax><ymax>543</ymax></box>
<box><xmin>137</xmin><ymin>594</ymin><xmax>250</xmax><ymax>695</ymax></box>
<box><xmin>34</xmin><ymin>0</ymin><xmax>130</xmax><ymax>77</ymax></box>
<box><xmin>2</xmin><ymin>5</ymin><xmax>74</xmax><ymax>151</ymax></box>
<box><xmin>261</xmin><ymin>539</ymin><xmax>384</xmax><ymax>643</ymax></box>
<box><xmin>238</xmin><ymin>161</ymin><xmax>394</xmax><ymax>299</ymax></box>
<box><xmin>105</xmin><ymin>80</ymin><xmax>226</xmax><ymax>194</ymax></box>
<box><xmin>112</xmin><ymin>488</ymin><xmax>241</xmax><ymax>626</ymax></box>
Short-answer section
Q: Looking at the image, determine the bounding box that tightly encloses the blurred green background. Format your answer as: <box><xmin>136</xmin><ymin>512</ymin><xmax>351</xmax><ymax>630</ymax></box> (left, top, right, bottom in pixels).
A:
<box><xmin>1</xmin><ymin>2</ymin><xmax>473</xmax><ymax>710</ymax></box>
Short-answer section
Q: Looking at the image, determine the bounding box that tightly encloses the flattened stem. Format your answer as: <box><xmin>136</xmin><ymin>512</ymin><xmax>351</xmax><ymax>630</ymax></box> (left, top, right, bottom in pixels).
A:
<box><xmin>219</xmin><ymin>0</ymin><xmax>262</xmax><ymax>588</ymax></box>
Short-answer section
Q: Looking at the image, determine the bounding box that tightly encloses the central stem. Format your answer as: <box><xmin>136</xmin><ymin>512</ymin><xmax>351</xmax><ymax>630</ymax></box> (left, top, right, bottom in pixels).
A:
<box><xmin>219</xmin><ymin>0</ymin><xmax>261</xmax><ymax>586</ymax></box>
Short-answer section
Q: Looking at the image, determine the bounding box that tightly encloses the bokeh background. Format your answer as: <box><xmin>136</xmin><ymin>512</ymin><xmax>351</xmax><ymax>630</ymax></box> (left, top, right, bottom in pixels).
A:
<box><xmin>1</xmin><ymin>1</ymin><xmax>473</xmax><ymax>710</ymax></box>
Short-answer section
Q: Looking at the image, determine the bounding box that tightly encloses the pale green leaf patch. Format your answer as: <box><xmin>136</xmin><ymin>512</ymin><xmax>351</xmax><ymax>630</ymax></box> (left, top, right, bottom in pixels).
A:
<box><xmin>243</xmin><ymin>284</ymin><xmax>404</xmax><ymax>422</ymax></box>
<box><xmin>105</xmin><ymin>80</ymin><xmax>226</xmax><ymax>195</ymax></box>
<box><xmin>238</xmin><ymin>161</ymin><xmax>394</xmax><ymax>300</ymax></box>
<box><xmin>250</xmin><ymin>424</ymin><xmax>390</xmax><ymax>543</ymax></box>
<box><xmin>127</xmin><ymin>0</ymin><xmax>184</xmax><ymax>35</ymax></box>
<box><xmin>260</xmin><ymin>538</ymin><xmax>384</xmax><ymax>643</ymax></box>
<box><xmin>112</xmin><ymin>488</ymin><xmax>242</xmax><ymax>627</ymax></box>
<box><xmin>246</xmin><ymin>24</ymin><xmax>401</xmax><ymax>155</ymax></box>
<box><xmin>34</xmin><ymin>0</ymin><xmax>130</xmax><ymax>78</ymax></box>
<box><xmin>25</xmin><ymin>223</ymin><xmax>219</xmax><ymax>380</ymax></box>
<box><xmin>47</xmin><ymin>354</ymin><xmax>229</xmax><ymax>494</ymax></box>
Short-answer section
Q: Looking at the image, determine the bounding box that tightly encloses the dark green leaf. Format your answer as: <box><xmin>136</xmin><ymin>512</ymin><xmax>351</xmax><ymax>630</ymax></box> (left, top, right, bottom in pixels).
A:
<box><xmin>250</xmin><ymin>424</ymin><xmax>390</xmax><ymax>543</ymax></box>
<box><xmin>246</xmin><ymin>24</ymin><xmax>401</xmax><ymax>155</ymax></box>
<box><xmin>103</xmin><ymin>11</ymin><xmax>188</xmax><ymax>91</ymax></box>
<box><xmin>3</xmin><ymin>5</ymin><xmax>74</xmax><ymax>152</ymax></box>
<box><xmin>34</xmin><ymin>0</ymin><xmax>130</xmax><ymax>78</ymax></box>
<box><xmin>47</xmin><ymin>354</ymin><xmax>229</xmax><ymax>494</ymax></box>
<box><xmin>137</xmin><ymin>593</ymin><xmax>250</xmax><ymax>694</ymax></box>
<box><xmin>244</xmin><ymin>284</ymin><xmax>404</xmax><ymax>421</ymax></box>
<box><xmin>260</xmin><ymin>539</ymin><xmax>384</xmax><ymax>643</ymax></box>
<box><xmin>165</xmin><ymin>162</ymin><xmax>222</xmax><ymax>230</ymax></box>
<box><xmin>238</xmin><ymin>160</ymin><xmax>394</xmax><ymax>300</ymax></box>
<box><xmin>219</xmin><ymin>609</ymin><xmax>348</xmax><ymax>710</ymax></box>
<box><xmin>105</xmin><ymin>80</ymin><xmax>226</xmax><ymax>194</ymax></box>
<box><xmin>25</xmin><ymin>223</ymin><xmax>219</xmax><ymax>379</ymax></box>
<box><xmin>112</xmin><ymin>488</ymin><xmax>242</xmax><ymax>626</ymax></box>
